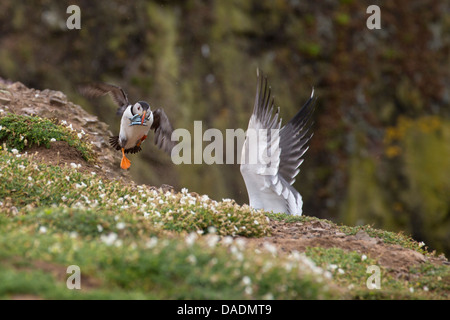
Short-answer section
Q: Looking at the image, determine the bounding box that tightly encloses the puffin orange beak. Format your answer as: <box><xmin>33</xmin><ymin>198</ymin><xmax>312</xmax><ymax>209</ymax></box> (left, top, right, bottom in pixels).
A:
<box><xmin>141</xmin><ymin>111</ymin><xmax>146</xmax><ymax>125</ymax></box>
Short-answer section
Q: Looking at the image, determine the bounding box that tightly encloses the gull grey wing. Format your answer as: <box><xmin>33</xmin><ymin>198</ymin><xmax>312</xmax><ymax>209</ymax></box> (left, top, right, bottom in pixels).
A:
<box><xmin>241</xmin><ymin>70</ymin><xmax>281</xmax><ymax>176</ymax></box>
<box><xmin>78</xmin><ymin>83</ymin><xmax>129</xmax><ymax>116</ymax></box>
<box><xmin>151</xmin><ymin>108</ymin><xmax>175</xmax><ymax>154</ymax></box>
<box><xmin>278</xmin><ymin>90</ymin><xmax>316</xmax><ymax>185</ymax></box>
<box><xmin>248</xmin><ymin>69</ymin><xmax>281</xmax><ymax>131</ymax></box>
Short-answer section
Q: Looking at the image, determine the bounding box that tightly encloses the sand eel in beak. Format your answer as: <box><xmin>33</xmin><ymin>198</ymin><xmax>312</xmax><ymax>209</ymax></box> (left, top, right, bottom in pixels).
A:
<box><xmin>79</xmin><ymin>83</ymin><xmax>175</xmax><ymax>170</ymax></box>
<box><xmin>240</xmin><ymin>70</ymin><xmax>315</xmax><ymax>216</ymax></box>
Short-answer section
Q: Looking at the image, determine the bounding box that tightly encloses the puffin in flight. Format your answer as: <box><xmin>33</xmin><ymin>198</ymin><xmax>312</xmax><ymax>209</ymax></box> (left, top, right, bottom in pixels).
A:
<box><xmin>240</xmin><ymin>70</ymin><xmax>315</xmax><ymax>216</ymax></box>
<box><xmin>79</xmin><ymin>83</ymin><xmax>175</xmax><ymax>170</ymax></box>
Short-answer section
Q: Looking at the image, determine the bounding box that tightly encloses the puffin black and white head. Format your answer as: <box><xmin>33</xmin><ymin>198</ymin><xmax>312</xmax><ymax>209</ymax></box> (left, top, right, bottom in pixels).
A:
<box><xmin>131</xmin><ymin>101</ymin><xmax>151</xmax><ymax>124</ymax></box>
<box><xmin>79</xmin><ymin>83</ymin><xmax>175</xmax><ymax>169</ymax></box>
<box><xmin>240</xmin><ymin>69</ymin><xmax>315</xmax><ymax>216</ymax></box>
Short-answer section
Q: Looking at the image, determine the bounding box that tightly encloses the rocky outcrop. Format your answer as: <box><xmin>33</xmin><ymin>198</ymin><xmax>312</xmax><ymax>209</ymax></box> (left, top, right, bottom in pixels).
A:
<box><xmin>0</xmin><ymin>77</ymin><xmax>130</xmax><ymax>181</ymax></box>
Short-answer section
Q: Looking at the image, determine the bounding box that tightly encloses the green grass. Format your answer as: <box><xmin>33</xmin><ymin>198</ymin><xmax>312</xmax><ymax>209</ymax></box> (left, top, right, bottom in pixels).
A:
<box><xmin>339</xmin><ymin>224</ymin><xmax>429</xmax><ymax>255</ymax></box>
<box><xmin>0</xmin><ymin>150</ymin><xmax>270</xmax><ymax>237</ymax></box>
<box><xmin>0</xmin><ymin>149</ymin><xmax>336</xmax><ymax>299</ymax></box>
<box><xmin>266</xmin><ymin>212</ymin><xmax>321</xmax><ymax>224</ymax></box>
<box><xmin>0</xmin><ymin>202</ymin><xmax>334</xmax><ymax>299</ymax></box>
<box><xmin>0</xmin><ymin>113</ymin><xmax>96</xmax><ymax>163</ymax></box>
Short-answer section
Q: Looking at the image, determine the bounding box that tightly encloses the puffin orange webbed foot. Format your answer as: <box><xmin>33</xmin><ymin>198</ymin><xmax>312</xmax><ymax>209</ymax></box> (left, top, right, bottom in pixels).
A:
<box><xmin>120</xmin><ymin>148</ymin><xmax>131</xmax><ymax>170</ymax></box>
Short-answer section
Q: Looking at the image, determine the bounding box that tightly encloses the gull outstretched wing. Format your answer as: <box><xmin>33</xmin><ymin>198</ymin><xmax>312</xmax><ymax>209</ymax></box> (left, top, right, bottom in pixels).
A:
<box><xmin>240</xmin><ymin>70</ymin><xmax>315</xmax><ymax>215</ymax></box>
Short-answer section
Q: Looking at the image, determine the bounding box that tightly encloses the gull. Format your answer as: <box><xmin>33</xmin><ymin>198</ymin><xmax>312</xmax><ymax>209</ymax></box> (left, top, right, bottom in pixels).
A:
<box><xmin>240</xmin><ymin>70</ymin><xmax>315</xmax><ymax>215</ymax></box>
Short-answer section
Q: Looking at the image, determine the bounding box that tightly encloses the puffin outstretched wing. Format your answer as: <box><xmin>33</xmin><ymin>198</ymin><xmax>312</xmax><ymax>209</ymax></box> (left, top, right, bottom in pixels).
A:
<box><xmin>151</xmin><ymin>108</ymin><xmax>175</xmax><ymax>154</ymax></box>
<box><xmin>78</xmin><ymin>83</ymin><xmax>129</xmax><ymax>116</ymax></box>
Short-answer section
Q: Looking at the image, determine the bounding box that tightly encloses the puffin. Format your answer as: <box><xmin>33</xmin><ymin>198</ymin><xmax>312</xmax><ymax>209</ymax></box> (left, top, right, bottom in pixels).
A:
<box><xmin>79</xmin><ymin>83</ymin><xmax>175</xmax><ymax>170</ymax></box>
<box><xmin>240</xmin><ymin>70</ymin><xmax>315</xmax><ymax>216</ymax></box>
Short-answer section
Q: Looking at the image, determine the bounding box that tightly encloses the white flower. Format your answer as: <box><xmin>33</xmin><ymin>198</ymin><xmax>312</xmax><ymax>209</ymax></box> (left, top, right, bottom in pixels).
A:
<box><xmin>206</xmin><ymin>234</ymin><xmax>219</xmax><ymax>248</ymax></box>
<box><xmin>235</xmin><ymin>238</ymin><xmax>246</xmax><ymax>250</ymax></box>
<box><xmin>116</xmin><ymin>222</ymin><xmax>126</xmax><ymax>230</ymax></box>
<box><xmin>75</xmin><ymin>182</ymin><xmax>86</xmax><ymax>189</ymax></box>
<box><xmin>50</xmin><ymin>138</ymin><xmax>56</xmax><ymax>142</ymax></box>
<box><xmin>222</xmin><ymin>236</ymin><xmax>233</xmax><ymax>246</ymax></box>
<box><xmin>289</xmin><ymin>250</ymin><xmax>302</xmax><ymax>261</ymax></box>
<box><xmin>207</xmin><ymin>226</ymin><xmax>217</xmax><ymax>234</ymax></box>
<box><xmin>146</xmin><ymin>237</ymin><xmax>158</xmax><ymax>248</ymax></box>
<box><xmin>11</xmin><ymin>149</ymin><xmax>19</xmax><ymax>155</ymax></box>
<box><xmin>187</xmin><ymin>254</ymin><xmax>197</xmax><ymax>265</ymax></box>
<box><xmin>97</xmin><ymin>224</ymin><xmax>103</xmax><ymax>232</ymax></box>
<box><xmin>69</xmin><ymin>231</ymin><xmax>78</xmax><ymax>239</ymax></box>
<box><xmin>263</xmin><ymin>242</ymin><xmax>277</xmax><ymax>256</ymax></box>
<box><xmin>49</xmin><ymin>243</ymin><xmax>61</xmax><ymax>253</ymax></box>
<box><xmin>39</xmin><ymin>226</ymin><xmax>47</xmax><ymax>234</ymax></box>
<box><xmin>101</xmin><ymin>232</ymin><xmax>118</xmax><ymax>246</ymax></box>
<box><xmin>77</xmin><ymin>133</ymin><xmax>82</xmax><ymax>139</ymax></box>
<box><xmin>185</xmin><ymin>232</ymin><xmax>197</xmax><ymax>247</ymax></box>
<box><xmin>242</xmin><ymin>276</ymin><xmax>251</xmax><ymax>286</ymax></box>
<box><xmin>0</xmin><ymin>125</ymin><xmax>3</xmax><ymax>131</ymax></box>
<box><xmin>361</xmin><ymin>254</ymin><xmax>367</xmax><ymax>261</ymax></box>
<box><xmin>328</xmin><ymin>264</ymin><xmax>338</xmax><ymax>271</ymax></box>
<box><xmin>61</xmin><ymin>120</ymin><xmax>67</xmax><ymax>125</ymax></box>
<box><xmin>262</xmin><ymin>293</ymin><xmax>274</xmax><ymax>300</ymax></box>
<box><xmin>27</xmin><ymin>176</ymin><xmax>33</xmax><ymax>181</ymax></box>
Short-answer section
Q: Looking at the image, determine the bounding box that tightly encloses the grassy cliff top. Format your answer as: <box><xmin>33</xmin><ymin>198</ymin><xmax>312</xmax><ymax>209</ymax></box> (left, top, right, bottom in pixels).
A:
<box><xmin>0</xmin><ymin>91</ymin><xmax>449</xmax><ymax>300</ymax></box>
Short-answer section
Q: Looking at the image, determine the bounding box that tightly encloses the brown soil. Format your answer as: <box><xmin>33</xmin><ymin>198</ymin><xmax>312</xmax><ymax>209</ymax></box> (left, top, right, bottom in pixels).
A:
<box><xmin>26</xmin><ymin>141</ymin><xmax>111</xmax><ymax>180</ymax></box>
<box><xmin>245</xmin><ymin>219</ymin><xmax>449</xmax><ymax>279</ymax></box>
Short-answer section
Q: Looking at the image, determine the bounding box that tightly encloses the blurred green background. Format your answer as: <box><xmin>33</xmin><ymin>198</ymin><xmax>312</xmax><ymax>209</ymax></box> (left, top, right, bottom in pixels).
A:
<box><xmin>0</xmin><ymin>0</ymin><xmax>449</xmax><ymax>255</ymax></box>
